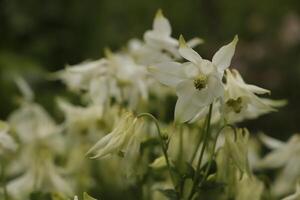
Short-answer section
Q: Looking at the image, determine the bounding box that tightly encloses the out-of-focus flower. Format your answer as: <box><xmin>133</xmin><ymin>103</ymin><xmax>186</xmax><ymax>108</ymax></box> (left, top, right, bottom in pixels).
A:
<box><xmin>149</xmin><ymin>35</ymin><xmax>238</xmax><ymax>122</ymax></box>
<box><xmin>257</xmin><ymin>134</ymin><xmax>300</xmax><ymax>196</ymax></box>
<box><xmin>223</xmin><ymin>69</ymin><xmax>286</xmax><ymax>123</ymax></box>
<box><xmin>57</xmin><ymin>98</ymin><xmax>103</xmax><ymax>133</ymax></box>
<box><xmin>0</xmin><ymin>120</ymin><xmax>17</xmax><ymax>155</ymax></box>
<box><xmin>54</xmin><ymin>59</ymin><xmax>108</xmax><ymax>92</ymax></box>
<box><xmin>144</xmin><ymin>9</ymin><xmax>179</xmax><ymax>58</ymax></box>
<box><xmin>7</xmin><ymin>154</ymin><xmax>72</xmax><ymax>199</ymax></box>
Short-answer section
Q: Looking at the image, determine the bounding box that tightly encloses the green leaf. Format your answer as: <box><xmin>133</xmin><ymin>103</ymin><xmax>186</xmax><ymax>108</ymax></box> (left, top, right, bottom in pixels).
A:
<box><xmin>158</xmin><ymin>189</ymin><xmax>179</xmax><ymax>200</ymax></box>
<box><xmin>83</xmin><ymin>192</ymin><xmax>97</xmax><ymax>200</ymax></box>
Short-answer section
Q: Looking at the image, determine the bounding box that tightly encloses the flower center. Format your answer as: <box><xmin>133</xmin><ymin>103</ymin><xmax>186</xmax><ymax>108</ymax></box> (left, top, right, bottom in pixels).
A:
<box><xmin>226</xmin><ymin>97</ymin><xmax>243</xmax><ymax>113</ymax></box>
<box><xmin>193</xmin><ymin>74</ymin><xmax>208</xmax><ymax>90</ymax></box>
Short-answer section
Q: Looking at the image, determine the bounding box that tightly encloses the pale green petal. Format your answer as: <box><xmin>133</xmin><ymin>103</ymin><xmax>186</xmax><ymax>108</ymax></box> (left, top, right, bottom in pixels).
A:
<box><xmin>148</xmin><ymin>62</ymin><xmax>186</xmax><ymax>87</ymax></box>
<box><xmin>179</xmin><ymin>35</ymin><xmax>202</xmax><ymax>64</ymax></box>
<box><xmin>153</xmin><ymin>9</ymin><xmax>171</xmax><ymax>36</ymax></box>
<box><xmin>212</xmin><ymin>35</ymin><xmax>238</xmax><ymax>72</ymax></box>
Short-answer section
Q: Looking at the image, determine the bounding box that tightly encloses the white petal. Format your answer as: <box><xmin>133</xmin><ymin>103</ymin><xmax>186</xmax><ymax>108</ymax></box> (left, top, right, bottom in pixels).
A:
<box><xmin>148</xmin><ymin>62</ymin><xmax>186</xmax><ymax>87</ymax></box>
<box><xmin>246</xmin><ymin>84</ymin><xmax>270</xmax><ymax>94</ymax></box>
<box><xmin>174</xmin><ymin>80</ymin><xmax>207</xmax><ymax>123</ymax></box>
<box><xmin>179</xmin><ymin>35</ymin><xmax>202</xmax><ymax>64</ymax></box>
<box><xmin>258</xmin><ymin>133</ymin><xmax>284</xmax><ymax>149</ymax></box>
<box><xmin>153</xmin><ymin>9</ymin><xmax>171</xmax><ymax>36</ymax></box>
<box><xmin>212</xmin><ymin>35</ymin><xmax>238</xmax><ymax>72</ymax></box>
<box><xmin>186</xmin><ymin>37</ymin><xmax>204</xmax><ymax>48</ymax></box>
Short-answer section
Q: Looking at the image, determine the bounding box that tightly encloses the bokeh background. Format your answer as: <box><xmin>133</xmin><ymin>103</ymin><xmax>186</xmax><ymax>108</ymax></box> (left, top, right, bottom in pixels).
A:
<box><xmin>1</xmin><ymin>0</ymin><xmax>300</xmax><ymax>139</ymax></box>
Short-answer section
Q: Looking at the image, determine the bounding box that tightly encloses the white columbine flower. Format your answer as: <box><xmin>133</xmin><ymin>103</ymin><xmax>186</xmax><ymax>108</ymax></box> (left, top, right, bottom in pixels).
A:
<box><xmin>223</xmin><ymin>69</ymin><xmax>286</xmax><ymax>123</ymax></box>
<box><xmin>257</xmin><ymin>134</ymin><xmax>300</xmax><ymax>196</ymax></box>
<box><xmin>149</xmin><ymin>35</ymin><xmax>238</xmax><ymax>122</ymax></box>
<box><xmin>86</xmin><ymin>112</ymin><xmax>144</xmax><ymax>159</ymax></box>
<box><xmin>144</xmin><ymin>9</ymin><xmax>178</xmax><ymax>52</ymax></box>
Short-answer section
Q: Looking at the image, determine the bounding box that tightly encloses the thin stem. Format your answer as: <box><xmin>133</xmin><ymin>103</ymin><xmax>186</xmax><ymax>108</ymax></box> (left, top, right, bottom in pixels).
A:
<box><xmin>137</xmin><ymin>113</ymin><xmax>176</xmax><ymax>188</ymax></box>
<box><xmin>190</xmin><ymin>121</ymin><xmax>206</xmax><ymax>164</ymax></box>
<box><xmin>199</xmin><ymin>124</ymin><xmax>238</xmax><ymax>187</ymax></box>
<box><xmin>188</xmin><ymin>103</ymin><xmax>213</xmax><ymax>200</ymax></box>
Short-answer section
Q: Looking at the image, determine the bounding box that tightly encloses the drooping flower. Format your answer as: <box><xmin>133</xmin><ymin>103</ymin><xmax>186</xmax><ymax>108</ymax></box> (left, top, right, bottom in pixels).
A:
<box><xmin>149</xmin><ymin>35</ymin><xmax>238</xmax><ymax>122</ymax></box>
<box><xmin>86</xmin><ymin>112</ymin><xmax>144</xmax><ymax>159</ymax></box>
<box><xmin>223</xmin><ymin>69</ymin><xmax>286</xmax><ymax>123</ymax></box>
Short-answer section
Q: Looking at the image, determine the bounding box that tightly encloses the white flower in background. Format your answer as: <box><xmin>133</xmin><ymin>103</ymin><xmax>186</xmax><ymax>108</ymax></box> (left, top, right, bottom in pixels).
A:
<box><xmin>86</xmin><ymin>112</ymin><xmax>144</xmax><ymax>159</ymax></box>
<box><xmin>57</xmin><ymin>98</ymin><xmax>104</xmax><ymax>133</ymax></box>
<box><xmin>223</xmin><ymin>69</ymin><xmax>286</xmax><ymax>123</ymax></box>
<box><xmin>55</xmin><ymin>59</ymin><xmax>108</xmax><ymax>92</ymax></box>
<box><xmin>7</xmin><ymin>156</ymin><xmax>73</xmax><ymax>199</ymax></box>
<box><xmin>144</xmin><ymin>9</ymin><xmax>179</xmax><ymax>55</ymax></box>
<box><xmin>129</xmin><ymin>10</ymin><xmax>202</xmax><ymax>65</ymax></box>
<box><xmin>105</xmin><ymin>50</ymin><xmax>149</xmax><ymax>108</ymax></box>
<box><xmin>9</xmin><ymin>102</ymin><xmax>61</xmax><ymax>144</ymax></box>
<box><xmin>257</xmin><ymin>134</ymin><xmax>300</xmax><ymax>196</ymax></box>
<box><xmin>0</xmin><ymin>120</ymin><xmax>17</xmax><ymax>154</ymax></box>
<box><xmin>149</xmin><ymin>35</ymin><xmax>238</xmax><ymax>122</ymax></box>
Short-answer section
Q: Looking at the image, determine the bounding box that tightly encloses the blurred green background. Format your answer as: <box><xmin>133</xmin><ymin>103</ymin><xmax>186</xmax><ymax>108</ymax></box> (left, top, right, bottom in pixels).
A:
<box><xmin>1</xmin><ymin>0</ymin><xmax>300</xmax><ymax>139</ymax></box>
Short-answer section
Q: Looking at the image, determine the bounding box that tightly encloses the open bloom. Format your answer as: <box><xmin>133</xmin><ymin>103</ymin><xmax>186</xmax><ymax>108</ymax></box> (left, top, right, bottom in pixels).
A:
<box><xmin>149</xmin><ymin>35</ymin><xmax>238</xmax><ymax>122</ymax></box>
<box><xmin>223</xmin><ymin>69</ymin><xmax>286</xmax><ymax>123</ymax></box>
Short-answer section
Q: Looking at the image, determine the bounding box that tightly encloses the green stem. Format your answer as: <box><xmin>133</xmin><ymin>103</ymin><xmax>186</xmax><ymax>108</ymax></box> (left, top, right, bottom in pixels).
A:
<box><xmin>188</xmin><ymin>103</ymin><xmax>213</xmax><ymax>200</ymax></box>
<box><xmin>199</xmin><ymin>124</ymin><xmax>238</xmax><ymax>187</ymax></box>
<box><xmin>137</xmin><ymin>113</ymin><xmax>176</xmax><ymax>189</ymax></box>
<box><xmin>190</xmin><ymin>120</ymin><xmax>206</xmax><ymax>164</ymax></box>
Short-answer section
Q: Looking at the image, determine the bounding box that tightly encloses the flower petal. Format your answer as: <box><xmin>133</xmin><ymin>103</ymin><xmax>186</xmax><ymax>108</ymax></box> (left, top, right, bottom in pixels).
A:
<box><xmin>179</xmin><ymin>35</ymin><xmax>202</xmax><ymax>64</ymax></box>
<box><xmin>153</xmin><ymin>9</ymin><xmax>171</xmax><ymax>36</ymax></box>
<box><xmin>175</xmin><ymin>80</ymin><xmax>207</xmax><ymax>122</ymax></box>
<box><xmin>212</xmin><ymin>35</ymin><xmax>238</xmax><ymax>73</ymax></box>
<box><xmin>148</xmin><ymin>62</ymin><xmax>186</xmax><ymax>87</ymax></box>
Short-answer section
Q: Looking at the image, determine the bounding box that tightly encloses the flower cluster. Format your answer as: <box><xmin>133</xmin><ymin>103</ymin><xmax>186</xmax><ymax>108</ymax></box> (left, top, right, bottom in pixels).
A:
<box><xmin>0</xmin><ymin>9</ymin><xmax>296</xmax><ymax>200</ymax></box>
